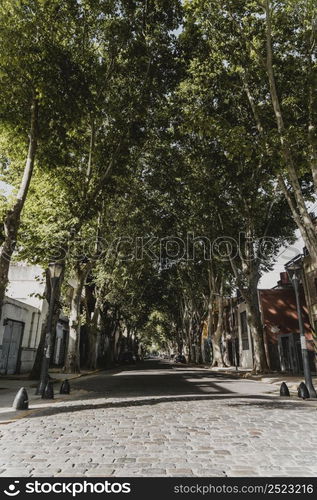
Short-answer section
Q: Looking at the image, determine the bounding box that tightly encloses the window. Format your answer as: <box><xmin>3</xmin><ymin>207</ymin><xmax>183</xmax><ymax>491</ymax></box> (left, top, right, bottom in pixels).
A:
<box><xmin>240</xmin><ymin>311</ymin><xmax>249</xmax><ymax>350</ymax></box>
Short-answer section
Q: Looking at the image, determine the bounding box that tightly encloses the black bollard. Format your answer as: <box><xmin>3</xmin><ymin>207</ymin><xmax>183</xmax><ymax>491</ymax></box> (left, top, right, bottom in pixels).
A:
<box><xmin>12</xmin><ymin>387</ymin><xmax>29</xmax><ymax>410</ymax></box>
<box><xmin>35</xmin><ymin>380</ymin><xmax>47</xmax><ymax>396</ymax></box>
<box><xmin>298</xmin><ymin>382</ymin><xmax>310</xmax><ymax>400</ymax></box>
<box><xmin>280</xmin><ymin>382</ymin><xmax>290</xmax><ymax>397</ymax></box>
<box><xmin>297</xmin><ymin>382</ymin><xmax>305</xmax><ymax>397</ymax></box>
<box><xmin>42</xmin><ymin>381</ymin><xmax>54</xmax><ymax>399</ymax></box>
<box><xmin>60</xmin><ymin>379</ymin><xmax>70</xmax><ymax>395</ymax></box>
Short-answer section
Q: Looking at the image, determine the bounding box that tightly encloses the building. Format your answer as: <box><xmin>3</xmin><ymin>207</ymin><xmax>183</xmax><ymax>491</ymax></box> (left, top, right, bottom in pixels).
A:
<box><xmin>236</xmin><ymin>272</ymin><xmax>316</xmax><ymax>373</ymax></box>
<box><xmin>260</xmin><ymin>286</ymin><xmax>314</xmax><ymax>373</ymax></box>
<box><xmin>1</xmin><ymin>262</ymin><xmax>69</xmax><ymax>374</ymax></box>
<box><xmin>7</xmin><ymin>263</ymin><xmax>47</xmax><ymax>310</ymax></box>
<box><xmin>302</xmin><ymin>248</ymin><xmax>317</xmax><ymax>334</ymax></box>
<box><xmin>0</xmin><ymin>296</ymin><xmax>42</xmax><ymax>374</ymax></box>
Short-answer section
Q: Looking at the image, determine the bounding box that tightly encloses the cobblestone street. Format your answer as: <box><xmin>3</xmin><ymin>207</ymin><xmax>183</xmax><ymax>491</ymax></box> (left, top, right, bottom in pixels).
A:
<box><xmin>1</xmin><ymin>360</ymin><xmax>317</xmax><ymax>477</ymax></box>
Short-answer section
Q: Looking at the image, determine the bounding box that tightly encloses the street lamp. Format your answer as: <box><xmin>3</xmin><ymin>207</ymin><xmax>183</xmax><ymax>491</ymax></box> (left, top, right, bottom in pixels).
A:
<box><xmin>286</xmin><ymin>260</ymin><xmax>317</xmax><ymax>398</ymax></box>
<box><xmin>37</xmin><ymin>262</ymin><xmax>63</xmax><ymax>397</ymax></box>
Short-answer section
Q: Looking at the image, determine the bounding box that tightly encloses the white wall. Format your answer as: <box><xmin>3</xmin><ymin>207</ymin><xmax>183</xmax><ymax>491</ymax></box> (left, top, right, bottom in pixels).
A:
<box><xmin>0</xmin><ymin>297</ymin><xmax>43</xmax><ymax>374</ymax></box>
<box><xmin>237</xmin><ymin>302</ymin><xmax>253</xmax><ymax>369</ymax></box>
<box><xmin>7</xmin><ymin>263</ymin><xmax>46</xmax><ymax>309</ymax></box>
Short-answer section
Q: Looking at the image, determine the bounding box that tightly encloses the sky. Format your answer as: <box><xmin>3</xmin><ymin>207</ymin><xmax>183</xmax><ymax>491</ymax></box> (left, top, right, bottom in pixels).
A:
<box><xmin>0</xmin><ymin>180</ymin><xmax>14</xmax><ymax>197</ymax></box>
<box><xmin>258</xmin><ymin>230</ymin><xmax>304</xmax><ymax>289</ymax></box>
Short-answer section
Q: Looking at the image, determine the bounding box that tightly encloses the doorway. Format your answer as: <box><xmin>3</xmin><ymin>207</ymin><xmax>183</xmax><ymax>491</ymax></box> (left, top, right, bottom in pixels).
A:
<box><xmin>1</xmin><ymin>319</ymin><xmax>24</xmax><ymax>375</ymax></box>
<box><xmin>278</xmin><ymin>333</ymin><xmax>299</xmax><ymax>374</ymax></box>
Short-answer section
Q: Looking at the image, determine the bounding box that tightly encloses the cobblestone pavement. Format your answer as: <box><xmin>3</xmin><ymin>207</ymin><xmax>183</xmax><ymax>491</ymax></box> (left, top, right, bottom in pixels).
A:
<box><xmin>1</xmin><ymin>360</ymin><xmax>317</xmax><ymax>477</ymax></box>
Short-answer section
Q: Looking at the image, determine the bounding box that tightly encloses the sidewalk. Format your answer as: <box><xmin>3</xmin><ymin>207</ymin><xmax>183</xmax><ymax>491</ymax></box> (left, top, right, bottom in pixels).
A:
<box><xmin>0</xmin><ymin>368</ymin><xmax>104</xmax><ymax>424</ymax></box>
<box><xmin>171</xmin><ymin>361</ymin><xmax>317</xmax><ymax>395</ymax></box>
<box><xmin>209</xmin><ymin>366</ymin><xmax>317</xmax><ymax>394</ymax></box>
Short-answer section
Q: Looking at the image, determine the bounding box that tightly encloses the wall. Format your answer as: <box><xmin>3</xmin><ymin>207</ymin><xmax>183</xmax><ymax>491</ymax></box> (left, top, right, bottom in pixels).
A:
<box><xmin>7</xmin><ymin>263</ymin><xmax>46</xmax><ymax>310</ymax></box>
<box><xmin>0</xmin><ymin>297</ymin><xmax>42</xmax><ymax>374</ymax></box>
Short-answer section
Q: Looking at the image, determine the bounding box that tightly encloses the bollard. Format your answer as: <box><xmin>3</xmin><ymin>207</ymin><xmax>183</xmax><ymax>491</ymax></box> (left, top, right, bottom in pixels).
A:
<box><xmin>298</xmin><ymin>382</ymin><xmax>310</xmax><ymax>399</ymax></box>
<box><xmin>12</xmin><ymin>387</ymin><xmax>29</xmax><ymax>410</ymax></box>
<box><xmin>60</xmin><ymin>379</ymin><xmax>70</xmax><ymax>395</ymax></box>
<box><xmin>280</xmin><ymin>382</ymin><xmax>290</xmax><ymax>397</ymax></box>
<box><xmin>35</xmin><ymin>380</ymin><xmax>46</xmax><ymax>396</ymax></box>
<box><xmin>42</xmin><ymin>381</ymin><xmax>54</xmax><ymax>399</ymax></box>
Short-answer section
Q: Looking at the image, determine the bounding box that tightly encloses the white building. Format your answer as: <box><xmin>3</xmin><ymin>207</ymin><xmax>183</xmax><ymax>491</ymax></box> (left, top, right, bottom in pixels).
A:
<box><xmin>0</xmin><ymin>264</ymin><xmax>48</xmax><ymax>374</ymax></box>
<box><xmin>7</xmin><ymin>263</ymin><xmax>47</xmax><ymax>310</ymax></box>
<box><xmin>0</xmin><ymin>296</ymin><xmax>42</xmax><ymax>374</ymax></box>
<box><xmin>237</xmin><ymin>301</ymin><xmax>254</xmax><ymax>369</ymax></box>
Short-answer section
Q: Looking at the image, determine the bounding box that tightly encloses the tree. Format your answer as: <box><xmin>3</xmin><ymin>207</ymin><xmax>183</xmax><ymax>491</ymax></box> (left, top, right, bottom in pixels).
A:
<box><xmin>0</xmin><ymin>0</ymin><xmax>87</xmax><ymax>314</ymax></box>
<box><xmin>173</xmin><ymin>10</ymin><xmax>297</xmax><ymax>371</ymax></box>
<box><xmin>183</xmin><ymin>0</ymin><xmax>317</xmax><ymax>264</ymax></box>
<box><xmin>61</xmin><ymin>0</ymin><xmax>182</xmax><ymax>373</ymax></box>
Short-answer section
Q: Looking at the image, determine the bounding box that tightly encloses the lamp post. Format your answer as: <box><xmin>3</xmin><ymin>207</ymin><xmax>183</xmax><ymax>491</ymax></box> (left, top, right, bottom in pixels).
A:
<box><xmin>37</xmin><ymin>262</ymin><xmax>63</xmax><ymax>397</ymax></box>
<box><xmin>286</xmin><ymin>261</ymin><xmax>317</xmax><ymax>398</ymax></box>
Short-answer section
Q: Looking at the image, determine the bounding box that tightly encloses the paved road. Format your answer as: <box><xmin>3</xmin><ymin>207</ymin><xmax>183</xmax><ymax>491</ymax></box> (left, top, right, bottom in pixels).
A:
<box><xmin>1</xmin><ymin>360</ymin><xmax>317</xmax><ymax>477</ymax></box>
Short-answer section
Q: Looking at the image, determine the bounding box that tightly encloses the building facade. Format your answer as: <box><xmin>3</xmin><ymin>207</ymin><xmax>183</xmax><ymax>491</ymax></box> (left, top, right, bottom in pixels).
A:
<box><xmin>0</xmin><ymin>296</ymin><xmax>42</xmax><ymax>374</ymax></box>
<box><xmin>1</xmin><ymin>262</ymin><xmax>69</xmax><ymax>374</ymax></box>
<box><xmin>235</xmin><ymin>272</ymin><xmax>316</xmax><ymax>373</ymax></box>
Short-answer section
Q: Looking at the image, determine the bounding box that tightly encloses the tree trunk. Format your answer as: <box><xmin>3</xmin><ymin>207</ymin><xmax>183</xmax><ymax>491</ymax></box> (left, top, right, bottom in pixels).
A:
<box><xmin>86</xmin><ymin>299</ymin><xmax>102</xmax><ymax>370</ymax></box>
<box><xmin>28</xmin><ymin>270</ymin><xmax>50</xmax><ymax>379</ymax></box>
<box><xmin>0</xmin><ymin>99</ymin><xmax>38</xmax><ymax>315</ymax></box>
<box><xmin>29</xmin><ymin>312</ymin><xmax>48</xmax><ymax>380</ymax></box>
<box><xmin>244</xmin><ymin>288</ymin><xmax>269</xmax><ymax>374</ymax></box>
<box><xmin>207</xmin><ymin>267</ymin><xmax>225</xmax><ymax>368</ymax></box>
<box><xmin>195</xmin><ymin>325</ymin><xmax>203</xmax><ymax>364</ymax></box>
<box><xmin>64</xmin><ymin>269</ymin><xmax>86</xmax><ymax>373</ymax></box>
<box><xmin>223</xmin><ymin>332</ymin><xmax>231</xmax><ymax>367</ymax></box>
<box><xmin>264</xmin><ymin>0</ymin><xmax>317</xmax><ymax>265</ymax></box>
<box><xmin>211</xmin><ymin>291</ymin><xmax>225</xmax><ymax>368</ymax></box>
<box><xmin>29</xmin><ymin>264</ymin><xmax>65</xmax><ymax>378</ymax></box>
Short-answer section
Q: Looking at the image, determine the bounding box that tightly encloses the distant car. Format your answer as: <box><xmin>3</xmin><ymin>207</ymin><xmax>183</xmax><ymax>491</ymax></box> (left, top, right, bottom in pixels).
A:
<box><xmin>121</xmin><ymin>351</ymin><xmax>136</xmax><ymax>364</ymax></box>
<box><xmin>175</xmin><ymin>354</ymin><xmax>186</xmax><ymax>364</ymax></box>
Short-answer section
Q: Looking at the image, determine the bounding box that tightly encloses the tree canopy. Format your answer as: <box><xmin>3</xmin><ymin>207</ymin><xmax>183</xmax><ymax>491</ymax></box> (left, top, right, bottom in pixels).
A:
<box><xmin>1</xmin><ymin>0</ymin><xmax>315</xmax><ymax>374</ymax></box>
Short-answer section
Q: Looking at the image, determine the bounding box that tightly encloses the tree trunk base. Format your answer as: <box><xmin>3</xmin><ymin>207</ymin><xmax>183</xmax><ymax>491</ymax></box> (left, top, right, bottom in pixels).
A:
<box><xmin>211</xmin><ymin>361</ymin><xmax>225</xmax><ymax>368</ymax></box>
<box><xmin>251</xmin><ymin>368</ymin><xmax>271</xmax><ymax>375</ymax></box>
<box><xmin>63</xmin><ymin>358</ymin><xmax>80</xmax><ymax>374</ymax></box>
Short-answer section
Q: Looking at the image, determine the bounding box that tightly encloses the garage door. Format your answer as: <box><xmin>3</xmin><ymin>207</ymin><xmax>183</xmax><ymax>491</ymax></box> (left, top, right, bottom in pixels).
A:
<box><xmin>1</xmin><ymin>320</ymin><xmax>24</xmax><ymax>374</ymax></box>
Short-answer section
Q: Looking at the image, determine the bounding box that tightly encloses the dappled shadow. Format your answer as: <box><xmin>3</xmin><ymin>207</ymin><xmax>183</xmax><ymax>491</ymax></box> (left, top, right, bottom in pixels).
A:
<box><xmin>26</xmin><ymin>393</ymin><xmax>289</xmax><ymax>420</ymax></box>
<box><xmin>7</xmin><ymin>360</ymin><xmax>301</xmax><ymax>422</ymax></box>
<box><xmin>67</xmin><ymin>361</ymin><xmax>237</xmax><ymax>401</ymax></box>
<box><xmin>227</xmin><ymin>400</ymin><xmax>317</xmax><ymax>410</ymax></box>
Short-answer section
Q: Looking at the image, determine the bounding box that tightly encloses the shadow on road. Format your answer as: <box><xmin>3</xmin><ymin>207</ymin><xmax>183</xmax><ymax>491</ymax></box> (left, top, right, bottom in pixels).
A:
<box><xmin>25</xmin><ymin>393</ymin><xmax>313</xmax><ymax>420</ymax></box>
<box><xmin>5</xmin><ymin>360</ymin><xmax>313</xmax><ymax>422</ymax></box>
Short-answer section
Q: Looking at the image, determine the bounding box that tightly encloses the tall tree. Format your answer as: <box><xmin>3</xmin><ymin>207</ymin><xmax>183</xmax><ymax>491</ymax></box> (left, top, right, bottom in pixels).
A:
<box><xmin>183</xmin><ymin>0</ymin><xmax>317</xmax><ymax>264</ymax></box>
<box><xmin>0</xmin><ymin>0</ymin><xmax>86</xmax><ymax>313</ymax></box>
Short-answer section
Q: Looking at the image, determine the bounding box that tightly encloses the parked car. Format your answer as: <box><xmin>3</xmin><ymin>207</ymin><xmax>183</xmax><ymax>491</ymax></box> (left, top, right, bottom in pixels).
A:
<box><xmin>175</xmin><ymin>354</ymin><xmax>186</xmax><ymax>364</ymax></box>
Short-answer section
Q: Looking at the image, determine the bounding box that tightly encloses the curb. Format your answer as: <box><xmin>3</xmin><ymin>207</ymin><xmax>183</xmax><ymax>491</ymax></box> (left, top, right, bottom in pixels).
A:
<box><xmin>0</xmin><ymin>367</ymin><xmax>122</xmax><ymax>425</ymax></box>
<box><xmin>28</xmin><ymin>368</ymin><xmax>106</xmax><ymax>388</ymax></box>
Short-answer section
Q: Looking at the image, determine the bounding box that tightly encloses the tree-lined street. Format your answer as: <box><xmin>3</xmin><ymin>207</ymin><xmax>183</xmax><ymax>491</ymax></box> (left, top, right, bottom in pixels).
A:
<box><xmin>1</xmin><ymin>0</ymin><xmax>317</xmax><ymax>483</ymax></box>
<box><xmin>1</xmin><ymin>361</ymin><xmax>317</xmax><ymax>478</ymax></box>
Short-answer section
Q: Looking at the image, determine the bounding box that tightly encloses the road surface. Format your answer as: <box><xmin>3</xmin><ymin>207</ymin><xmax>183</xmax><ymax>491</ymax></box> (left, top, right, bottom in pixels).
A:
<box><xmin>0</xmin><ymin>360</ymin><xmax>316</xmax><ymax>477</ymax></box>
